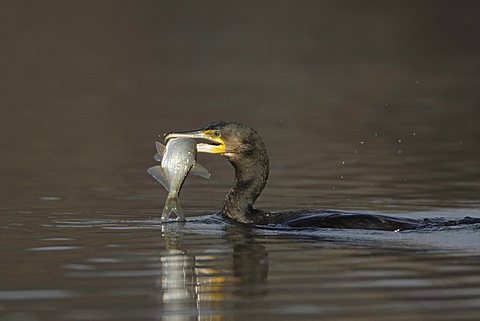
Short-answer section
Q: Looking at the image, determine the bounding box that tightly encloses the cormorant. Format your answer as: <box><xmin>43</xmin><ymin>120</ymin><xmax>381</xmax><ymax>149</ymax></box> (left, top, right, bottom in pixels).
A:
<box><xmin>165</xmin><ymin>122</ymin><xmax>478</xmax><ymax>231</ymax></box>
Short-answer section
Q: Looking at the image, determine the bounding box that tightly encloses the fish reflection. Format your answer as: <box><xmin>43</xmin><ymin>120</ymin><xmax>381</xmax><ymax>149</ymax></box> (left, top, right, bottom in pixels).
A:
<box><xmin>158</xmin><ymin>224</ymin><xmax>268</xmax><ymax>321</ymax></box>
<box><xmin>159</xmin><ymin>223</ymin><xmax>196</xmax><ymax>321</ymax></box>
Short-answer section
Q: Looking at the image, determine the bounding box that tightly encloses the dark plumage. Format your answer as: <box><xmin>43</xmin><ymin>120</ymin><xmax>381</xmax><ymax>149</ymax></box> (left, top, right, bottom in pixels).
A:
<box><xmin>205</xmin><ymin>122</ymin><xmax>269</xmax><ymax>224</ymax></box>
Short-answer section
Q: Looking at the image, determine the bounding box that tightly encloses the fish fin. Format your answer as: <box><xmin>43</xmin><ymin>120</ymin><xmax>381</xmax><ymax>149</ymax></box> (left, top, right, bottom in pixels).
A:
<box><xmin>161</xmin><ymin>196</ymin><xmax>185</xmax><ymax>221</ymax></box>
<box><xmin>190</xmin><ymin>161</ymin><xmax>211</xmax><ymax>179</ymax></box>
<box><xmin>153</xmin><ymin>153</ymin><xmax>163</xmax><ymax>162</ymax></box>
<box><xmin>153</xmin><ymin>142</ymin><xmax>165</xmax><ymax>162</ymax></box>
<box><xmin>147</xmin><ymin>166</ymin><xmax>170</xmax><ymax>191</ymax></box>
<box><xmin>155</xmin><ymin>142</ymin><xmax>166</xmax><ymax>155</ymax></box>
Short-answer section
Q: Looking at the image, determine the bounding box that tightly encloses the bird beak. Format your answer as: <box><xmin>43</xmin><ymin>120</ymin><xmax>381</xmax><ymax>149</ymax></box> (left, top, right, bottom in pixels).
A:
<box><xmin>164</xmin><ymin>130</ymin><xmax>226</xmax><ymax>154</ymax></box>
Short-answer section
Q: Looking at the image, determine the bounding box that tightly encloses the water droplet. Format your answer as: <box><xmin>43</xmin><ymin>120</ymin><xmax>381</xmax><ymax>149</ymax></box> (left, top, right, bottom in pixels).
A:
<box><xmin>340</xmin><ymin>176</ymin><xmax>344</xmax><ymax>179</ymax></box>
<box><xmin>412</xmin><ymin>132</ymin><xmax>416</xmax><ymax>136</ymax></box>
<box><xmin>341</xmin><ymin>161</ymin><xmax>345</xmax><ymax>165</ymax></box>
<box><xmin>459</xmin><ymin>141</ymin><xmax>463</xmax><ymax>145</ymax></box>
<box><xmin>40</xmin><ymin>196</ymin><xmax>61</xmax><ymax>201</ymax></box>
<box><xmin>332</xmin><ymin>186</ymin><xmax>336</xmax><ymax>190</ymax></box>
<box><xmin>374</xmin><ymin>132</ymin><xmax>379</xmax><ymax>137</ymax></box>
<box><xmin>354</xmin><ymin>150</ymin><xmax>358</xmax><ymax>154</ymax></box>
<box><xmin>397</xmin><ymin>139</ymin><xmax>402</xmax><ymax>143</ymax></box>
<box><xmin>360</xmin><ymin>141</ymin><xmax>365</xmax><ymax>145</ymax></box>
<box><xmin>403</xmin><ymin>178</ymin><xmax>408</xmax><ymax>182</ymax></box>
<box><xmin>385</xmin><ymin>103</ymin><xmax>388</xmax><ymax>107</ymax></box>
<box><xmin>397</xmin><ymin>150</ymin><xmax>403</xmax><ymax>154</ymax></box>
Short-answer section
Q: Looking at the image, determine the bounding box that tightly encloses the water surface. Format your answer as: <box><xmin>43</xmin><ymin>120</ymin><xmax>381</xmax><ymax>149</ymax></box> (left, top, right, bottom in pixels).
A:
<box><xmin>1</xmin><ymin>1</ymin><xmax>480</xmax><ymax>320</ymax></box>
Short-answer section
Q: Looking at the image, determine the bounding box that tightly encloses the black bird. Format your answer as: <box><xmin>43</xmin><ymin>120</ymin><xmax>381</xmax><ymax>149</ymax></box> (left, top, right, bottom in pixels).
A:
<box><xmin>165</xmin><ymin>122</ymin><xmax>479</xmax><ymax>231</ymax></box>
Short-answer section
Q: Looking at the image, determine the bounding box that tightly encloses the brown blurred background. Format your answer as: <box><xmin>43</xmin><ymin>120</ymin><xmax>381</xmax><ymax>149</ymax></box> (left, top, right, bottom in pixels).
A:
<box><xmin>1</xmin><ymin>0</ymin><xmax>479</xmax><ymax>212</ymax></box>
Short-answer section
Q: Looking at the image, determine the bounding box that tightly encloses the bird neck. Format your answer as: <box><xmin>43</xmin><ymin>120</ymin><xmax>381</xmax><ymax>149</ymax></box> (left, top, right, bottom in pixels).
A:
<box><xmin>222</xmin><ymin>151</ymin><xmax>269</xmax><ymax>224</ymax></box>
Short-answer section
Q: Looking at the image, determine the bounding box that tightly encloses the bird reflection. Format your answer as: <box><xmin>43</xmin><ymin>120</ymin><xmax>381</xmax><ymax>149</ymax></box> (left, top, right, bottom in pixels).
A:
<box><xmin>158</xmin><ymin>223</ymin><xmax>268</xmax><ymax>321</ymax></box>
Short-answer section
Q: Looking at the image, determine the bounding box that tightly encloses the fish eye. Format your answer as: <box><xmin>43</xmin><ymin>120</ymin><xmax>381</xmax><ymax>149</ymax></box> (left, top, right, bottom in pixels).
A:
<box><xmin>213</xmin><ymin>130</ymin><xmax>221</xmax><ymax>137</ymax></box>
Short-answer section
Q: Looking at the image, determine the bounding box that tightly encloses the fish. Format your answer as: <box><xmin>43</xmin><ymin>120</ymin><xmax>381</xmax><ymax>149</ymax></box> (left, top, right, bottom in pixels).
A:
<box><xmin>147</xmin><ymin>138</ymin><xmax>211</xmax><ymax>221</ymax></box>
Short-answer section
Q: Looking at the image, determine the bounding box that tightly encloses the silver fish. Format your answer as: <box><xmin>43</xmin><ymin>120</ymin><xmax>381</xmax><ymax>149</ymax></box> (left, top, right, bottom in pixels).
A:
<box><xmin>147</xmin><ymin>138</ymin><xmax>210</xmax><ymax>221</ymax></box>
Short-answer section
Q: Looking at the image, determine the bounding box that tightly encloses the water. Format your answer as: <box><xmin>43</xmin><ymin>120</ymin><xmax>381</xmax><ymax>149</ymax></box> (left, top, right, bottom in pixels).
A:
<box><xmin>1</xmin><ymin>1</ymin><xmax>480</xmax><ymax>320</ymax></box>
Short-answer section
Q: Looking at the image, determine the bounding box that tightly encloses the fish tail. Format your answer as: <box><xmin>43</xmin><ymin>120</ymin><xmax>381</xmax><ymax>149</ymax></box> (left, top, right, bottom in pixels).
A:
<box><xmin>161</xmin><ymin>195</ymin><xmax>185</xmax><ymax>222</ymax></box>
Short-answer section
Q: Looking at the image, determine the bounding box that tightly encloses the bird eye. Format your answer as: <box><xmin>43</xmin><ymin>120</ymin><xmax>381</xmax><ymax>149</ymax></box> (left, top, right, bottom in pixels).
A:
<box><xmin>213</xmin><ymin>130</ymin><xmax>221</xmax><ymax>137</ymax></box>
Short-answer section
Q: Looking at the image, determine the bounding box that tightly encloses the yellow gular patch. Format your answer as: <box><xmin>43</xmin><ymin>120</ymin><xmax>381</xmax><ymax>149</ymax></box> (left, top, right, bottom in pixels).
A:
<box><xmin>198</xmin><ymin>130</ymin><xmax>226</xmax><ymax>154</ymax></box>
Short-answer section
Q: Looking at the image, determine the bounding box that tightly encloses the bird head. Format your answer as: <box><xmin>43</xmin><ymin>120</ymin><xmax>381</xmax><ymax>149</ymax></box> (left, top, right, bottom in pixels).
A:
<box><xmin>165</xmin><ymin>122</ymin><xmax>264</xmax><ymax>161</ymax></box>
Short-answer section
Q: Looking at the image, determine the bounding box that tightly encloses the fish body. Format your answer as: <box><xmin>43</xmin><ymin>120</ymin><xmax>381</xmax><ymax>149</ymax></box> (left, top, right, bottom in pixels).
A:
<box><xmin>147</xmin><ymin>138</ymin><xmax>210</xmax><ymax>221</ymax></box>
